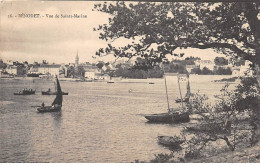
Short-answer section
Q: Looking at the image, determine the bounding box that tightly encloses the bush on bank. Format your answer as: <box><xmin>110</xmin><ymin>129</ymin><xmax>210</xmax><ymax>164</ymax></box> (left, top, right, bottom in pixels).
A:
<box><xmin>140</xmin><ymin>76</ymin><xmax>260</xmax><ymax>163</ymax></box>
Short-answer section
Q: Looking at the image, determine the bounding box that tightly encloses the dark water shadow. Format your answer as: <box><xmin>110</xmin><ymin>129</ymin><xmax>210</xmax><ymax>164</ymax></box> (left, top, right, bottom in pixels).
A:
<box><xmin>50</xmin><ymin>111</ymin><xmax>62</xmax><ymax>128</ymax></box>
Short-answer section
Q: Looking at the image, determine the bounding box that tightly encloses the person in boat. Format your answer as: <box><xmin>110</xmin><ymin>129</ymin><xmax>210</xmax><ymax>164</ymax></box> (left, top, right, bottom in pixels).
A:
<box><xmin>51</xmin><ymin>104</ymin><xmax>60</xmax><ymax>109</ymax></box>
<box><xmin>48</xmin><ymin>88</ymin><xmax>51</xmax><ymax>92</ymax></box>
<box><xmin>41</xmin><ymin>102</ymin><xmax>45</xmax><ymax>107</ymax></box>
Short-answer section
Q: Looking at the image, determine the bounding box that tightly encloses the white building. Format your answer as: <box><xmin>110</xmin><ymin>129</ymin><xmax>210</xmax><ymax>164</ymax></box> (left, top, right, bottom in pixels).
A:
<box><xmin>6</xmin><ymin>60</ymin><xmax>13</xmax><ymax>65</ymax></box>
<box><xmin>231</xmin><ymin>60</ymin><xmax>253</xmax><ymax>77</ymax></box>
<box><xmin>84</xmin><ymin>69</ymin><xmax>96</xmax><ymax>79</ymax></box>
<box><xmin>38</xmin><ymin>64</ymin><xmax>61</xmax><ymax>77</ymax></box>
<box><xmin>84</xmin><ymin>68</ymin><xmax>103</xmax><ymax>79</ymax></box>
<box><xmin>5</xmin><ymin>66</ymin><xmax>17</xmax><ymax>75</ymax></box>
<box><xmin>240</xmin><ymin>60</ymin><xmax>253</xmax><ymax>76</ymax></box>
<box><xmin>186</xmin><ymin>65</ymin><xmax>199</xmax><ymax>73</ymax></box>
<box><xmin>195</xmin><ymin>60</ymin><xmax>215</xmax><ymax>70</ymax></box>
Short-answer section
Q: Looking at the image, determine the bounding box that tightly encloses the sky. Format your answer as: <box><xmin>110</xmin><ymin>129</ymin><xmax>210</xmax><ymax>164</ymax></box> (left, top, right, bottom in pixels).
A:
<box><xmin>0</xmin><ymin>1</ymin><xmax>225</xmax><ymax>64</ymax></box>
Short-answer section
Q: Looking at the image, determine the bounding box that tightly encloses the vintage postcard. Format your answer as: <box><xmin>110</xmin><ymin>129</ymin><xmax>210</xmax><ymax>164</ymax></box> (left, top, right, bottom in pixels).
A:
<box><xmin>0</xmin><ymin>0</ymin><xmax>259</xmax><ymax>163</ymax></box>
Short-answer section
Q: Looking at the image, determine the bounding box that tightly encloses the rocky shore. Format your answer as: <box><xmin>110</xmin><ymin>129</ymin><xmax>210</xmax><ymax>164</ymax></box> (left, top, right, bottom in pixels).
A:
<box><xmin>191</xmin><ymin>142</ymin><xmax>260</xmax><ymax>163</ymax></box>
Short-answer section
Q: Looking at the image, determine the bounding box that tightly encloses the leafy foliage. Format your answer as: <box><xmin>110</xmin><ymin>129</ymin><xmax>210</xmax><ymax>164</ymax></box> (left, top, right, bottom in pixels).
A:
<box><xmin>67</xmin><ymin>66</ymin><xmax>75</xmax><ymax>78</ymax></box>
<box><xmin>214</xmin><ymin>67</ymin><xmax>232</xmax><ymax>75</ymax></box>
<box><xmin>184</xmin><ymin>77</ymin><xmax>260</xmax><ymax>155</ymax></box>
<box><xmin>94</xmin><ymin>2</ymin><xmax>259</xmax><ymax>67</ymax></box>
<box><xmin>113</xmin><ymin>64</ymin><xmax>163</xmax><ymax>78</ymax></box>
<box><xmin>214</xmin><ymin>57</ymin><xmax>228</xmax><ymax>66</ymax></box>
<box><xmin>96</xmin><ymin>62</ymin><xmax>104</xmax><ymax>69</ymax></box>
<box><xmin>150</xmin><ymin>152</ymin><xmax>175</xmax><ymax>163</ymax></box>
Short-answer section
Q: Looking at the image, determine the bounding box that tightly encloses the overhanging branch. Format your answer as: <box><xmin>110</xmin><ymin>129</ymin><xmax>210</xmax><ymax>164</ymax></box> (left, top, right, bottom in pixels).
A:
<box><xmin>189</xmin><ymin>43</ymin><xmax>254</xmax><ymax>61</ymax></box>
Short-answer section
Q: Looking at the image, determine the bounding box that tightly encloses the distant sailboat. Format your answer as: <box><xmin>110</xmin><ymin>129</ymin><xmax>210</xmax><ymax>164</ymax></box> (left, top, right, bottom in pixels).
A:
<box><xmin>37</xmin><ymin>76</ymin><xmax>63</xmax><ymax>113</ymax></box>
<box><xmin>42</xmin><ymin>79</ymin><xmax>68</xmax><ymax>95</ymax></box>
<box><xmin>175</xmin><ymin>74</ymin><xmax>190</xmax><ymax>103</ymax></box>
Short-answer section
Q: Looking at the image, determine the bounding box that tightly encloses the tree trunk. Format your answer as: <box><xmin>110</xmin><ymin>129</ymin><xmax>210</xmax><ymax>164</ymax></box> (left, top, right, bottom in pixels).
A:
<box><xmin>243</xmin><ymin>2</ymin><xmax>260</xmax><ymax>143</ymax></box>
<box><xmin>242</xmin><ymin>2</ymin><xmax>260</xmax><ymax>66</ymax></box>
<box><xmin>256</xmin><ymin>75</ymin><xmax>260</xmax><ymax>143</ymax></box>
<box><xmin>222</xmin><ymin>136</ymin><xmax>235</xmax><ymax>151</ymax></box>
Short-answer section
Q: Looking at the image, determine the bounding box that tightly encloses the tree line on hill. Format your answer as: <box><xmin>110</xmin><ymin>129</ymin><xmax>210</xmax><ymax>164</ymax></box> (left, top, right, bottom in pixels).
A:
<box><xmin>191</xmin><ymin>66</ymin><xmax>232</xmax><ymax>75</ymax></box>
<box><xmin>111</xmin><ymin>57</ymin><xmax>233</xmax><ymax>78</ymax></box>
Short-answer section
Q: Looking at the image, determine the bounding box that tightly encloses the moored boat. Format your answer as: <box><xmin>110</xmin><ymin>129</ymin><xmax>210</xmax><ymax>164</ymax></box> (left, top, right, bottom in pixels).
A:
<box><xmin>37</xmin><ymin>105</ymin><xmax>61</xmax><ymax>113</ymax></box>
<box><xmin>14</xmin><ymin>89</ymin><xmax>35</xmax><ymax>95</ymax></box>
<box><xmin>144</xmin><ymin>111</ymin><xmax>190</xmax><ymax>123</ymax></box>
<box><xmin>144</xmin><ymin>69</ymin><xmax>190</xmax><ymax>124</ymax></box>
<box><xmin>41</xmin><ymin>90</ymin><xmax>68</xmax><ymax>95</ymax></box>
<box><xmin>157</xmin><ymin>135</ymin><xmax>184</xmax><ymax>148</ymax></box>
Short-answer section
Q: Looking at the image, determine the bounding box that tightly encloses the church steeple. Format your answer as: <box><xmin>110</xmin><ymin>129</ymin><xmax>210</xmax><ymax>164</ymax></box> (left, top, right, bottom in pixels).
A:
<box><xmin>75</xmin><ymin>50</ymin><xmax>79</xmax><ymax>66</ymax></box>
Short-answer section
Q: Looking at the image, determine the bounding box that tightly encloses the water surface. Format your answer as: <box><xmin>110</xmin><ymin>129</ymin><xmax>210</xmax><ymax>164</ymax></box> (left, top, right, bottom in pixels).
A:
<box><xmin>0</xmin><ymin>75</ymin><xmax>237</xmax><ymax>162</ymax></box>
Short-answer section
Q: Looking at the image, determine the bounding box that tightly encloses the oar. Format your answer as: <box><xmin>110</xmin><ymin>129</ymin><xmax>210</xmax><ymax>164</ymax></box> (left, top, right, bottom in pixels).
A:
<box><xmin>31</xmin><ymin>106</ymin><xmax>41</xmax><ymax>107</ymax></box>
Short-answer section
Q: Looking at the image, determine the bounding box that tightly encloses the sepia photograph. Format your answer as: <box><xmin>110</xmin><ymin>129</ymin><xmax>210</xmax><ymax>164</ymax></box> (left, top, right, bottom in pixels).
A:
<box><xmin>0</xmin><ymin>0</ymin><xmax>259</xmax><ymax>163</ymax></box>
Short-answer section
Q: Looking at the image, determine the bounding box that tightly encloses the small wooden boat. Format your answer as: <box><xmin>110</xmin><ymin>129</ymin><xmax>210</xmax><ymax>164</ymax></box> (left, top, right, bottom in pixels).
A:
<box><xmin>37</xmin><ymin>77</ymin><xmax>63</xmax><ymax>113</ymax></box>
<box><xmin>14</xmin><ymin>89</ymin><xmax>35</xmax><ymax>95</ymax></box>
<box><xmin>144</xmin><ymin>111</ymin><xmax>190</xmax><ymax>123</ymax></box>
<box><xmin>37</xmin><ymin>105</ymin><xmax>62</xmax><ymax>113</ymax></box>
<box><xmin>148</xmin><ymin>82</ymin><xmax>155</xmax><ymax>84</ymax></box>
<box><xmin>157</xmin><ymin>135</ymin><xmax>184</xmax><ymax>148</ymax></box>
<box><xmin>107</xmin><ymin>81</ymin><xmax>115</xmax><ymax>83</ymax></box>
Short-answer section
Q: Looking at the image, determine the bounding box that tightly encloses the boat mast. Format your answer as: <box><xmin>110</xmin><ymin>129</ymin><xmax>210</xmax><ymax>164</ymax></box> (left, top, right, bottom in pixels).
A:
<box><xmin>162</xmin><ymin>63</ymin><xmax>170</xmax><ymax>111</ymax></box>
<box><xmin>177</xmin><ymin>74</ymin><xmax>185</xmax><ymax>110</ymax></box>
<box><xmin>185</xmin><ymin>74</ymin><xmax>190</xmax><ymax>98</ymax></box>
<box><xmin>54</xmin><ymin>76</ymin><xmax>57</xmax><ymax>92</ymax></box>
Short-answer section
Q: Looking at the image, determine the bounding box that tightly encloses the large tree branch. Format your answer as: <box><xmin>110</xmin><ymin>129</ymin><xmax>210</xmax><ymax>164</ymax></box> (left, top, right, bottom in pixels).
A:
<box><xmin>189</xmin><ymin>42</ymin><xmax>254</xmax><ymax>61</ymax></box>
<box><xmin>219</xmin><ymin>135</ymin><xmax>235</xmax><ymax>151</ymax></box>
<box><xmin>224</xmin><ymin>34</ymin><xmax>256</xmax><ymax>49</ymax></box>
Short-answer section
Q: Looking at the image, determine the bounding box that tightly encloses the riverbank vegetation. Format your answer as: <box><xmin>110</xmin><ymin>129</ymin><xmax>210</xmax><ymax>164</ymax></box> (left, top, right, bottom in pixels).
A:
<box><xmin>135</xmin><ymin>76</ymin><xmax>260</xmax><ymax>162</ymax></box>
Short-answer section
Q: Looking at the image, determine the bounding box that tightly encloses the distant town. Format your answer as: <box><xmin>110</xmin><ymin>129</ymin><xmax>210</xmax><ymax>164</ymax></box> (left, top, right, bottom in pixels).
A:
<box><xmin>0</xmin><ymin>52</ymin><xmax>253</xmax><ymax>80</ymax></box>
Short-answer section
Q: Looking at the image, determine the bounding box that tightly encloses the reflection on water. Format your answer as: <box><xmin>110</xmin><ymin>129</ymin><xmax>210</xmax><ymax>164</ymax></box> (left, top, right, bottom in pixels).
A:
<box><xmin>0</xmin><ymin>75</ymin><xmax>237</xmax><ymax>162</ymax></box>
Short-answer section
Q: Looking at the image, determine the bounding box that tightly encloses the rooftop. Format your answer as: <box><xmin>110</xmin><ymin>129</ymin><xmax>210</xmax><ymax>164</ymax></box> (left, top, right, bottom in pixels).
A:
<box><xmin>39</xmin><ymin>64</ymin><xmax>61</xmax><ymax>68</ymax></box>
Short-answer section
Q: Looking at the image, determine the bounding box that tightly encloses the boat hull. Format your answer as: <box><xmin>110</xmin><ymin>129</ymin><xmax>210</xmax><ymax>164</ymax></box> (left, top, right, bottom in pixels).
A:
<box><xmin>41</xmin><ymin>91</ymin><xmax>68</xmax><ymax>95</ymax></box>
<box><xmin>37</xmin><ymin>106</ymin><xmax>61</xmax><ymax>113</ymax></box>
<box><xmin>157</xmin><ymin>135</ymin><xmax>184</xmax><ymax>148</ymax></box>
<box><xmin>175</xmin><ymin>97</ymin><xmax>189</xmax><ymax>103</ymax></box>
<box><xmin>14</xmin><ymin>91</ymin><xmax>35</xmax><ymax>95</ymax></box>
<box><xmin>144</xmin><ymin>112</ymin><xmax>190</xmax><ymax>123</ymax></box>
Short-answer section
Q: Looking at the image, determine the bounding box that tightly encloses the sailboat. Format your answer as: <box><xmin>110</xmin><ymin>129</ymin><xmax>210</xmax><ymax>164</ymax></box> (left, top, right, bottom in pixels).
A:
<box><xmin>42</xmin><ymin>80</ymin><xmax>68</xmax><ymax>95</ymax></box>
<box><xmin>144</xmin><ymin>66</ymin><xmax>190</xmax><ymax>123</ymax></box>
<box><xmin>175</xmin><ymin>75</ymin><xmax>190</xmax><ymax>103</ymax></box>
<box><xmin>37</xmin><ymin>76</ymin><xmax>63</xmax><ymax>113</ymax></box>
